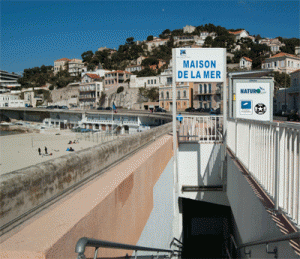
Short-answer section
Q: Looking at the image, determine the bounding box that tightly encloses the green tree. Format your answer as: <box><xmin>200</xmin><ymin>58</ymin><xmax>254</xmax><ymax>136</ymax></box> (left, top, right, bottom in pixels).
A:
<box><xmin>136</xmin><ymin>67</ymin><xmax>157</xmax><ymax>77</ymax></box>
<box><xmin>81</xmin><ymin>51</ymin><xmax>94</xmax><ymax>63</ymax></box>
<box><xmin>141</xmin><ymin>57</ymin><xmax>159</xmax><ymax>67</ymax></box>
<box><xmin>125</xmin><ymin>37</ymin><xmax>135</xmax><ymax>45</ymax></box>
<box><xmin>280</xmin><ymin>38</ymin><xmax>300</xmax><ymax>54</ymax></box>
<box><xmin>162</xmin><ymin>29</ymin><xmax>171</xmax><ymax>35</ymax></box>
<box><xmin>147</xmin><ymin>35</ymin><xmax>154</xmax><ymax>41</ymax></box>
<box><xmin>204</xmin><ymin>36</ymin><xmax>213</xmax><ymax>46</ymax></box>
<box><xmin>273</xmin><ymin>72</ymin><xmax>291</xmax><ymax>88</ymax></box>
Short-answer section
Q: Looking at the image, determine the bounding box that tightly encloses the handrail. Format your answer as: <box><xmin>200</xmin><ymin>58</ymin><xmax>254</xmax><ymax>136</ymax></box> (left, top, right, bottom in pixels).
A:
<box><xmin>170</xmin><ymin>237</ymin><xmax>183</xmax><ymax>248</ymax></box>
<box><xmin>238</xmin><ymin>232</ymin><xmax>300</xmax><ymax>249</ymax></box>
<box><xmin>75</xmin><ymin>237</ymin><xmax>173</xmax><ymax>258</ymax></box>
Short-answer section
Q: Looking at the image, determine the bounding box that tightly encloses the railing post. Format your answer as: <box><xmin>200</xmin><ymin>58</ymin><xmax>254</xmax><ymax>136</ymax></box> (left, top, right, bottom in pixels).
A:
<box><xmin>235</xmin><ymin>119</ymin><xmax>238</xmax><ymax>156</ymax></box>
<box><xmin>275</xmin><ymin>123</ymin><xmax>280</xmax><ymax>211</ymax></box>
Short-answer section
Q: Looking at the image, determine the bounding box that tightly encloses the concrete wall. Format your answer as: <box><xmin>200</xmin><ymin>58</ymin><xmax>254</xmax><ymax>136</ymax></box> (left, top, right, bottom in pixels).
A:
<box><xmin>178</xmin><ymin>143</ymin><xmax>227</xmax><ymax>204</ymax></box>
<box><xmin>226</xmin><ymin>153</ymin><xmax>298</xmax><ymax>258</ymax></box>
<box><xmin>135</xmin><ymin>157</ymin><xmax>174</xmax><ymax>255</ymax></box>
<box><xmin>0</xmin><ymin>123</ymin><xmax>172</xmax><ymax>228</ymax></box>
<box><xmin>0</xmin><ymin>134</ymin><xmax>174</xmax><ymax>259</ymax></box>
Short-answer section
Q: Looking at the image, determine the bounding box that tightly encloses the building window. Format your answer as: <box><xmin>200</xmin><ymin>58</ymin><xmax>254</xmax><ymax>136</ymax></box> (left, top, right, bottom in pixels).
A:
<box><xmin>200</xmin><ymin>84</ymin><xmax>203</xmax><ymax>93</ymax></box>
<box><xmin>167</xmin><ymin>77</ymin><xmax>172</xmax><ymax>84</ymax></box>
<box><xmin>154</xmin><ymin>79</ymin><xmax>156</xmax><ymax>84</ymax></box>
<box><xmin>209</xmin><ymin>84</ymin><xmax>212</xmax><ymax>93</ymax></box>
<box><xmin>204</xmin><ymin>84</ymin><xmax>207</xmax><ymax>93</ymax></box>
<box><xmin>166</xmin><ymin>91</ymin><xmax>169</xmax><ymax>99</ymax></box>
<box><xmin>148</xmin><ymin>80</ymin><xmax>150</xmax><ymax>84</ymax></box>
<box><xmin>151</xmin><ymin>80</ymin><xmax>153</xmax><ymax>84</ymax></box>
<box><xmin>183</xmin><ymin>90</ymin><xmax>186</xmax><ymax>98</ymax></box>
<box><xmin>209</xmin><ymin>102</ymin><xmax>212</xmax><ymax>108</ymax></box>
<box><xmin>177</xmin><ymin>91</ymin><xmax>180</xmax><ymax>99</ymax></box>
<box><xmin>161</xmin><ymin>92</ymin><xmax>164</xmax><ymax>99</ymax></box>
<box><xmin>200</xmin><ymin>102</ymin><xmax>203</xmax><ymax>108</ymax></box>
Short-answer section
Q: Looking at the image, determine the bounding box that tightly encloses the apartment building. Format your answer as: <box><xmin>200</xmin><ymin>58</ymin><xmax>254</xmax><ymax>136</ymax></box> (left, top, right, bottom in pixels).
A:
<box><xmin>240</xmin><ymin>57</ymin><xmax>252</xmax><ymax>70</ymax></box>
<box><xmin>79</xmin><ymin>82</ymin><xmax>103</xmax><ymax>110</ymax></box>
<box><xmin>159</xmin><ymin>82</ymin><xmax>193</xmax><ymax>111</ymax></box>
<box><xmin>275</xmin><ymin>69</ymin><xmax>300</xmax><ymax>112</ymax></box>
<box><xmin>183</xmin><ymin>25</ymin><xmax>196</xmax><ymax>33</ymax></box>
<box><xmin>259</xmin><ymin>38</ymin><xmax>285</xmax><ymax>53</ymax></box>
<box><xmin>146</xmin><ymin>38</ymin><xmax>169</xmax><ymax>52</ymax></box>
<box><xmin>174</xmin><ymin>35</ymin><xmax>200</xmax><ymax>46</ymax></box>
<box><xmin>54</xmin><ymin>58</ymin><xmax>71</xmax><ymax>74</ymax></box>
<box><xmin>104</xmin><ymin>70</ymin><xmax>131</xmax><ymax>88</ymax></box>
<box><xmin>0</xmin><ymin>70</ymin><xmax>21</xmax><ymax>89</ymax></box>
<box><xmin>198</xmin><ymin>31</ymin><xmax>217</xmax><ymax>45</ymax></box>
<box><xmin>68</xmin><ymin>59</ymin><xmax>84</xmax><ymax>76</ymax></box>
<box><xmin>81</xmin><ymin>66</ymin><xmax>111</xmax><ymax>78</ymax></box>
<box><xmin>261</xmin><ymin>52</ymin><xmax>300</xmax><ymax>74</ymax></box>
<box><xmin>193</xmin><ymin>82</ymin><xmax>222</xmax><ymax>110</ymax></box>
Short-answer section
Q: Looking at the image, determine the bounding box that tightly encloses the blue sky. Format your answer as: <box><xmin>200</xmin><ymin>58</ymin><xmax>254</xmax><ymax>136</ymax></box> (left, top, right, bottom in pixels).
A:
<box><xmin>1</xmin><ymin>0</ymin><xmax>299</xmax><ymax>74</ymax></box>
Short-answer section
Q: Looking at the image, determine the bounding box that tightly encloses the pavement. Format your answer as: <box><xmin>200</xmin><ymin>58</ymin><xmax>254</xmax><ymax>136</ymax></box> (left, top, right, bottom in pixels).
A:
<box><xmin>0</xmin><ymin>128</ymin><xmax>115</xmax><ymax>175</ymax></box>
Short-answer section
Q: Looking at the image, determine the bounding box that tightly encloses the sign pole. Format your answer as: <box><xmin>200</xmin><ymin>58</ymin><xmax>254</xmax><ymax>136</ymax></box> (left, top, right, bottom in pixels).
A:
<box><xmin>172</xmin><ymin>48</ymin><xmax>179</xmax><ymax>240</ymax></box>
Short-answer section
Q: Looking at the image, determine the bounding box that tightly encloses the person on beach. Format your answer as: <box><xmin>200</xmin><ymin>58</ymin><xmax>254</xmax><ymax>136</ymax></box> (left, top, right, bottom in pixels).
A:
<box><xmin>45</xmin><ymin>146</ymin><xmax>48</xmax><ymax>154</ymax></box>
<box><xmin>38</xmin><ymin>148</ymin><xmax>41</xmax><ymax>155</ymax></box>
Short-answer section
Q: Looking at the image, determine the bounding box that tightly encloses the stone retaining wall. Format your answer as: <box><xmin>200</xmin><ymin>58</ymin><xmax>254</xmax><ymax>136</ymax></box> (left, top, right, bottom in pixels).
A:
<box><xmin>0</xmin><ymin>122</ymin><xmax>172</xmax><ymax>228</ymax></box>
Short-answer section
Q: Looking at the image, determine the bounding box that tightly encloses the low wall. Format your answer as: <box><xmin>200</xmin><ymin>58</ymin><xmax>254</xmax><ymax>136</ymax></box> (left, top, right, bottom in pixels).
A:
<box><xmin>0</xmin><ymin>122</ymin><xmax>172</xmax><ymax>229</ymax></box>
<box><xmin>0</xmin><ymin>134</ymin><xmax>173</xmax><ymax>259</ymax></box>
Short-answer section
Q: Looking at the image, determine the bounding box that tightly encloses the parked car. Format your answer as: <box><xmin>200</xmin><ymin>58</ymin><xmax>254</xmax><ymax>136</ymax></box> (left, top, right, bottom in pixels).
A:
<box><xmin>154</xmin><ymin>107</ymin><xmax>166</xmax><ymax>112</ymax></box>
<box><xmin>210</xmin><ymin>108</ymin><xmax>221</xmax><ymax>115</ymax></box>
<box><xmin>59</xmin><ymin>106</ymin><xmax>69</xmax><ymax>109</ymax></box>
<box><xmin>185</xmin><ymin>107</ymin><xmax>195</xmax><ymax>112</ymax></box>
<box><xmin>194</xmin><ymin>108</ymin><xmax>204</xmax><ymax>112</ymax></box>
<box><xmin>25</xmin><ymin>104</ymin><xmax>33</xmax><ymax>108</ymax></box>
<box><xmin>97</xmin><ymin>107</ymin><xmax>105</xmax><ymax>110</ymax></box>
<box><xmin>106</xmin><ymin>107</ymin><xmax>113</xmax><ymax>110</ymax></box>
<box><xmin>46</xmin><ymin>106</ymin><xmax>54</xmax><ymax>109</ymax></box>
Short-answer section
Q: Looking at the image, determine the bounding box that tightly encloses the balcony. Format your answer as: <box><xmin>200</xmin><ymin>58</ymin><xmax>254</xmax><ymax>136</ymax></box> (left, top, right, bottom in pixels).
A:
<box><xmin>194</xmin><ymin>90</ymin><xmax>214</xmax><ymax>95</ymax></box>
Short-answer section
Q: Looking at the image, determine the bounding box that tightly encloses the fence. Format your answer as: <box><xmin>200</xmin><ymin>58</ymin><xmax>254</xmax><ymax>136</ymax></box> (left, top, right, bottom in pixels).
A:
<box><xmin>178</xmin><ymin>115</ymin><xmax>223</xmax><ymax>142</ymax></box>
<box><xmin>75</xmin><ymin>131</ymin><xmax>120</xmax><ymax>144</ymax></box>
<box><xmin>227</xmin><ymin>118</ymin><xmax>300</xmax><ymax>227</ymax></box>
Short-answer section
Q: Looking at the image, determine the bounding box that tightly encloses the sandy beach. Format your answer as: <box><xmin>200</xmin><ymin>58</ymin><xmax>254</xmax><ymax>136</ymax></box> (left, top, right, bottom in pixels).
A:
<box><xmin>0</xmin><ymin>128</ymin><xmax>118</xmax><ymax>175</ymax></box>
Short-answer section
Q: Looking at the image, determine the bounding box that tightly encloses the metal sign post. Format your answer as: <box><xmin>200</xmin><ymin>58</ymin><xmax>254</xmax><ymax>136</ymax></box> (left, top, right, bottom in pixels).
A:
<box><xmin>171</xmin><ymin>47</ymin><xmax>226</xmax><ymax>240</ymax></box>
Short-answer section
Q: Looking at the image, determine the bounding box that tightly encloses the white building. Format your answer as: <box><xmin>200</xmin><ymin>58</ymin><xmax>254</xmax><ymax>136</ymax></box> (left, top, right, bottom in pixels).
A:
<box><xmin>261</xmin><ymin>52</ymin><xmax>300</xmax><ymax>74</ymax></box>
<box><xmin>174</xmin><ymin>35</ymin><xmax>200</xmax><ymax>46</ymax></box>
<box><xmin>146</xmin><ymin>38</ymin><xmax>169</xmax><ymax>51</ymax></box>
<box><xmin>68</xmin><ymin>58</ymin><xmax>84</xmax><ymax>76</ymax></box>
<box><xmin>239</xmin><ymin>57</ymin><xmax>252</xmax><ymax>70</ymax></box>
<box><xmin>0</xmin><ymin>70</ymin><xmax>21</xmax><ymax>89</ymax></box>
<box><xmin>259</xmin><ymin>38</ymin><xmax>285</xmax><ymax>53</ymax></box>
<box><xmin>79</xmin><ymin>82</ymin><xmax>103</xmax><ymax>109</ymax></box>
<box><xmin>125</xmin><ymin>65</ymin><xmax>144</xmax><ymax>73</ymax></box>
<box><xmin>81</xmin><ymin>67</ymin><xmax>111</xmax><ymax>78</ymax></box>
<box><xmin>0</xmin><ymin>94</ymin><xmax>25</xmax><ymax>107</ymax></box>
<box><xmin>183</xmin><ymin>25</ymin><xmax>196</xmax><ymax>33</ymax></box>
<box><xmin>129</xmin><ymin>75</ymin><xmax>161</xmax><ymax>88</ymax></box>
<box><xmin>228</xmin><ymin>30</ymin><xmax>249</xmax><ymax>42</ymax></box>
<box><xmin>54</xmin><ymin>58</ymin><xmax>71</xmax><ymax>74</ymax></box>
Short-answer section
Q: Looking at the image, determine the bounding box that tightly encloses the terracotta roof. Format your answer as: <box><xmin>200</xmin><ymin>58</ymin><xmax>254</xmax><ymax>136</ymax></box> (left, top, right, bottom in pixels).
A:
<box><xmin>290</xmin><ymin>69</ymin><xmax>300</xmax><ymax>74</ymax></box>
<box><xmin>242</xmin><ymin>56</ymin><xmax>252</xmax><ymax>62</ymax></box>
<box><xmin>229</xmin><ymin>30</ymin><xmax>244</xmax><ymax>35</ymax></box>
<box><xmin>268</xmin><ymin>52</ymin><xmax>298</xmax><ymax>59</ymax></box>
<box><xmin>85</xmin><ymin>73</ymin><xmax>101</xmax><ymax>79</ymax></box>
<box><xmin>55</xmin><ymin>58</ymin><xmax>71</xmax><ymax>62</ymax></box>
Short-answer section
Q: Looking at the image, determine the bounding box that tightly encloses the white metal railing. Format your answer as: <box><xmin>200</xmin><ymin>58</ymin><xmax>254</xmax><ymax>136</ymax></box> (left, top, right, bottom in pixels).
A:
<box><xmin>178</xmin><ymin>115</ymin><xmax>223</xmax><ymax>142</ymax></box>
<box><xmin>227</xmin><ymin>118</ymin><xmax>300</xmax><ymax>227</ymax></box>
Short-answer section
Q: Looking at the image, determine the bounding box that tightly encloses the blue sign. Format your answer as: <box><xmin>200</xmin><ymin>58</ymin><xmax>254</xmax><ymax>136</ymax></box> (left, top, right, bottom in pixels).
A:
<box><xmin>176</xmin><ymin>114</ymin><xmax>183</xmax><ymax>122</ymax></box>
<box><xmin>241</xmin><ymin>101</ymin><xmax>252</xmax><ymax>109</ymax></box>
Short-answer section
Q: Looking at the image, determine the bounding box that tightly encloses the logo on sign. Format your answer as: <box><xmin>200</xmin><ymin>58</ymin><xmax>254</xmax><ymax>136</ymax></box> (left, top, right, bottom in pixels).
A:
<box><xmin>240</xmin><ymin>86</ymin><xmax>266</xmax><ymax>94</ymax></box>
<box><xmin>240</xmin><ymin>100</ymin><xmax>253</xmax><ymax>115</ymax></box>
<box><xmin>180</xmin><ymin>50</ymin><xmax>186</xmax><ymax>56</ymax></box>
<box><xmin>254</xmin><ymin>103</ymin><xmax>267</xmax><ymax>115</ymax></box>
